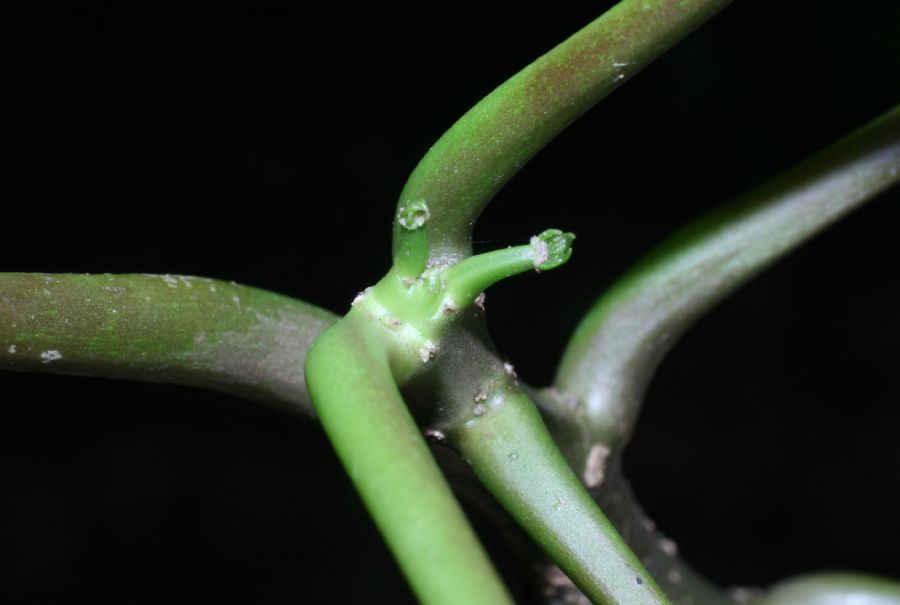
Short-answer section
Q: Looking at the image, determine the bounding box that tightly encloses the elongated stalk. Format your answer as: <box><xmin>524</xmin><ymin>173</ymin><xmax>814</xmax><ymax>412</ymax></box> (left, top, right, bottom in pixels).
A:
<box><xmin>424</xmin><ymin>321</ymin><xmax>670</xmax><ymax>605</ymax></box>
<box><xmin>443</xmin><ymin>229</ymin><xmax>575</xmax><ymax>307</ymax></box>
<box><xmin>555</xmin><ymin>103</ymin><xmax>900</xmax><ymax>449</ymax></box>
<box><xmin>304</xmin><ymin>315</ymin><xmax>514</xmax><ymax>605</ymax></box>
<box><xmin>526</xmin><ymin>388</ymin><xmax>728</xmax><ymax>605</ymax></box>
<box><xmin>0</xmin><ymin>273</ymin><xmax>336</xmax><ymax>417</ymax></box>
<box><xmin>334</xmin><ymin>231</ymin><xmax>575</xmax><ymax>602</ymax></box>
<box><xmin>393</xmin><ymin>0</ymin><xmax>732</xmax><ymax>264</ymax></box>
<box><xmin>448</xmin><ymin>388</ymin><xmax>671</xmax><ymax>605</ymax></box>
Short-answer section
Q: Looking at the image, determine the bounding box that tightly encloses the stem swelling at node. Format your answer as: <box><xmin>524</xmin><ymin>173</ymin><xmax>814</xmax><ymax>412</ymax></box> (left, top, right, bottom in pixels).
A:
<box><xmin>304</xmin><ymin>227</ymin><xmax>576</xmax><ymax>605</ymax></box>
<box><xmin>356</xmin><ymin>227</ymin><xmax>576</xmax><ymax>380</ymax></box>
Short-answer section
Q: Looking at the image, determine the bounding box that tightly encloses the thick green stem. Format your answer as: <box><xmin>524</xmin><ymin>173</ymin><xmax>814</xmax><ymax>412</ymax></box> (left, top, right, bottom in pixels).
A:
<box><xmin>447</xmin><ymin>391</ymin><xmax>669</xmax><ymax>605</ymax></box>
<box><xmin>528</xmin><ymin>389</ymin><xmax>728</xmax><ymax>605</ymax></box>
<box><xmin>0</xmin><ymin>273</ymin><xmax>336</xmax><ymax>417</ymax></box>
<box><xmin>304</xmin><ymin>315</ymin><xmax>513</xmax><ymax>605</ymax></box>
<box><xmin>555</xmin><ymin>103</ymin><xmax>900</xmax><ymax>449</ymax></box>
<box><xmin>447</xmin><ymin>388</ymin><xmax>671</xmax><ymax>605</ymax></box>
<box><xmin>423</xmin><ymin>319</ymin><xmax>670</xmax><ymax>605</ymax></box>
<box><xmin>393</xmin><ymin>0</ymin><xmax>732</xmax><ymax>264</ymax></box>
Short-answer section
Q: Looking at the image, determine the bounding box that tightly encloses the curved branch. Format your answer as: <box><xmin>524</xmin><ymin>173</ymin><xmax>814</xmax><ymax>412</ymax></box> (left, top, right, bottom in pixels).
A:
<box><xmin>555</xmin><ymin>103</ymin><xmax>900</xmax><ymax>449</ymax></box>
<box><xmin>0</xmin><ymin>273</ymin><xmax>337</xmax><ymax>418</ymax></box>
<box><xmin>393</xmin><ymin>0</ymin><xmax>732</xmax><ymax>268</ymax></box>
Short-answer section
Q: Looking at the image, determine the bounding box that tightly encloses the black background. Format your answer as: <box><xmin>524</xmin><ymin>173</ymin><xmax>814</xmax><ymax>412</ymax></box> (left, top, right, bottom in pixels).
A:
<box><xmin>2</xmin><ymin>1</ymin><xmax>899</xmax><ymax>602</ymax></box>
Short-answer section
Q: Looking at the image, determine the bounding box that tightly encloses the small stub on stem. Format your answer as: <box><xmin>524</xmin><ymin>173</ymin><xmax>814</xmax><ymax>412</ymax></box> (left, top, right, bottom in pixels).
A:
<box><xmin>393</xmin><ymin>199</ymin><xmax>432</xmax><ymax>280</ymax></box>
<box><xmin>531</xmin><ymin>229</ymin><xmax>575</xmax><ymax>272</ymax></box>
<box><xmin>440</xmin><ymin>227</ymin><xmax>575</xmax><ymax>310</ymax></box>
<box><xmin>375</xmin><ymin>225</ymin><xmax>575</xmax><ymax>374</ymax></box>
<box><xmin>397</xmin><ymin>199</ymin><xmax>431</xmax><ymax>230</ymax></box>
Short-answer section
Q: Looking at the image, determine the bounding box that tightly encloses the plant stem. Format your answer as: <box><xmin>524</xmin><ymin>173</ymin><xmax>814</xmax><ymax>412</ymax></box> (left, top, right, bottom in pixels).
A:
<box><xmin>555</xmin><ymin>103</ymin><xmax>900</xmax><ymax>450</ymax></box>
<box><xmin>304</xmin><ymin>315</ymin><xmax>514</xmax><ymax>605</ymax></box>
<box><xmin>393</xmin><ymin>0</ymin><xmax>732</xmax><ymax>264</ymax></box>
<box><xmin>443</xmin><ymin>229</ymin><xmax>575</xmax><ymax>308</ymax></box>
<box><xmin>0</xmin><ymin>273</ymin><xmax>336</xmax><ymax>418</ymax></box>
<box><xmin>447</xmin><ymin>386</ymin><xmax>671</xmax><ymax>605</ymax></box>
<box><xmin>394</xmin><ymin>199</ymin><xmax>432</xmax><ymax>280</ymax></box>
<box><xmin>424</xmin><ymin>321</ymin><xmax>670</xmax><ymax>605</ymax></box>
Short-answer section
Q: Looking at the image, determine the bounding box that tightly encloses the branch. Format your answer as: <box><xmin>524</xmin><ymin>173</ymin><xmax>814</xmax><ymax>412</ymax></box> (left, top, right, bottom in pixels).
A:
<box><xmin>554</xmin><ymin>103</ymin><xmax>900</xmax><ymax>449</ymax></box>
<box><xmin>304</xmin><ymin>315</ymin><xmax>514</xmax><ymax>605</ymax></box>
<box><xmin>425</xmin><ymin>320</ymin><xmax>671</xmax><ymax>605</ymax></box>
<box><xmin>393</xmin><ymin>0</ymin><xmax>732</xmax><ymax>268</ymax></box>
<box><xmin>0</xmin><ymin>273</ymin><xmax>337</xmax><ymax>418</ymax></box>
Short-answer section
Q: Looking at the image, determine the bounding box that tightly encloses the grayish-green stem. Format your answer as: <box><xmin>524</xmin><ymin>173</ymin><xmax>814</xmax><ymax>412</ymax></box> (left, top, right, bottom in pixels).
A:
<box><xmin>449</xmin><ymin>390</ymin><xmax>671</xmax><ymax>605</ymax></box>
<box><xmin>530</xmin><ymin>390</ymin><xmax>729</xmax><ymax>605</ymax></box>
<box><xmin>555</xmin><ymin>104</ymin><xmax>900</xmax><ymax>450</ymax></box>
<box><xmin>421</xmin><ymin>315</ymin><xmax>671</xmax><ymax>605</ymax></box>
<box><xmin>0</xmin><ymin>273</ymin><xmax>337</xmax><ymax>417</ymax></box>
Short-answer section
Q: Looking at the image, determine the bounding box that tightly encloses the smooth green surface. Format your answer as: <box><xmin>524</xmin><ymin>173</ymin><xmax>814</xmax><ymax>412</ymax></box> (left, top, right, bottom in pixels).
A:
<box><xmin>304</xmin><ymin>315</ymin><xmax>514</xmax><ymax>605</ymax></box>
<box><xmin>556</xmin><ymin>103</ymin><xmax>900</xmax><ymax>449</ymax></box>
<box><xmin>393</xmin><ymin>0</ymin><xmax>732</xmax><ymax>264</ymax></box>
<box><xmin>422</xmin><ymin>319</ymin><xmax>671</xmax><ymax>605</ymax></box>
<box><xmin>442</xmin><ymin>229</ymin><xmax>574</xmax><ymax>307</ymax></box>
<box><xmin>442</xmin><ymin>244</ymin><xmax>534</xmax><ymax>307</ymax></box>
<box><xmin>449</xmin><ymin>389</ymin><xmax>671</xmax><ymax>605</ymax></box>
<box><xmin>0</xmin><ymin>273</ymin><xmax>336</xmax><ymax>417</ymax></box>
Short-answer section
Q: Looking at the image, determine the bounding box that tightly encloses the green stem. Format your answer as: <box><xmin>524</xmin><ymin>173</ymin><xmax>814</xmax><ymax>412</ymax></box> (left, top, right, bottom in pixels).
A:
<box><xmin>425</xmin><ymin>323</ymin><xmax>670</xmax><ymax>605</ymax></box>
<box><xmin>446</xmin><ymin>387</ymin><xmax>671</xmax><ymax>605</ymax></box>
<box><xmin>393</xmin><ymin>0</ymin><xmax>732</xmax><ymax>264</ymax></box>
<box><xmin>443</xmin><ymin>246</ymin><xmax>534</xmax><ymax>306</ymax></box>
<box><xmin>304</xmin><ymin>315</ymin><xmax>514</xmax><ymax>605</ymax></box>
<box><xmin>0</xmin><ymin>273</ymin><xmax>336</xmax><ymax>418</ymax></box>
<box><xmin>555</xmin><ymin>103</ymin><xmax>900</xmax><ymax>449</ymax></box>
<box><xmin>529</xmin><ymin>389</ymin><xmax>727</xmax><ymax>604</ymax></box>
<box><xmin>394</xmin><ymin>199</ymin><xmax>432</xmax><ymax>280</ymax></box>
<box><xmin>443</xmin><ymin>229</ymin><xmax>574</xmax><ymax>308</ymax></box>
<box><xmin>363</xmin><ymin>229</ymin><xmax>574</xmax><ymax>368</ymax></box>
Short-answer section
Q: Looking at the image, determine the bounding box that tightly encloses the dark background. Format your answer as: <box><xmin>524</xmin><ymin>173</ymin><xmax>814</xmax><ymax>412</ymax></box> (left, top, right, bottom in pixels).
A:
<box><xmin>2</xmin><ymin>1</ymin><xmax>899</xmax><ymax>602</ymax></box>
